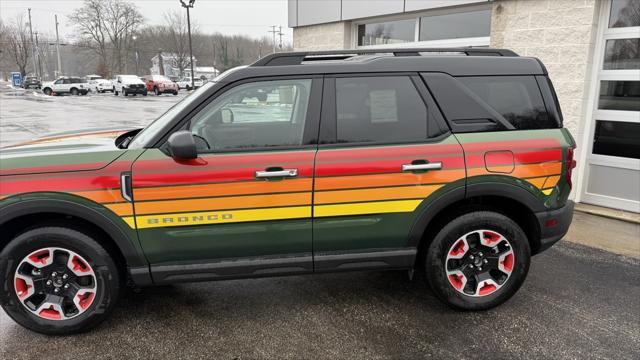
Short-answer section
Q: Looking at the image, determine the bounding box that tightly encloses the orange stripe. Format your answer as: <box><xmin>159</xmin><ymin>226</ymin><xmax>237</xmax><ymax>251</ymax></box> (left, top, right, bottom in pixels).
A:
<box><xmin>133</xmin><ymin>178</ymin><xmax>312</xmax><ymax>202</ymax></box>
<box><xmin>543</xmin><ymin>175</ymin><xmax>561</xmax><ymax>189</ymax></box>
<box><xmin>526</xmin><ymin>176</ymin><xmax>548</xmax><ymax>189</ymax></box>
<box><xmin>468</xmin><ymin>162</ymin><xmax>562</xmax><ymax>178</ymax></box>
<box><xmin>315</xmin><ymin>170</ymin><xmax>464</xmax><ymax>191</ymax></box>
<box><xmin>74</xmin><ymin>189</ymin><xmax>127</xmax><ymax>203</ymax></box>
<box><xmin>107</xmin><ymin>192</ymin><xmax>312</xmax><ymax>216</ymax></box>
<box><xmin>315</xmin><ymin>185</ymin><xmax>441</xmax><ymax>205</ymax></box>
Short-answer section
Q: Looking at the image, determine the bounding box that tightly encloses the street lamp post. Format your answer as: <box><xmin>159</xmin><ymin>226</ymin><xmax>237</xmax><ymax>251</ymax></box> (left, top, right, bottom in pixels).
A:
<box><xmin>180</xmin><ymin>0</ymin><xmax>196</xmax><ymax>89</ymax></box>
<box><xmin>132</xmin><ymin>35</ymin><xmax>139</xmax><ymax>75</ymax></box>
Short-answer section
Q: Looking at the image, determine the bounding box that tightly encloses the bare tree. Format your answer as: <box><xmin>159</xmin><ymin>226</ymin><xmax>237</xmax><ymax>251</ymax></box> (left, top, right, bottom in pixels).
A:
<box><xmin>69</xmin><ymin>0</ymin><xmax>143</xmax><ymax>75</ymax></box>
<box><xmin>6</xmin><ymin>15</ymin><xmax>31</xmax><ymax>77</ymax></box>
<box><xmin>163</xmin><ymin>10</ymin><xmax>197</xmax><ymax>77</ymax></box>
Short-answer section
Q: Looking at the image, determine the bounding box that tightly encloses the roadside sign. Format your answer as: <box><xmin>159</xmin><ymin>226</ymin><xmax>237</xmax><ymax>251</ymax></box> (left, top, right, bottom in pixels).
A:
<box><xmin>11</xmin><ymin>72</ymin><xmax>22</xmax><ymax>87</ymax></box>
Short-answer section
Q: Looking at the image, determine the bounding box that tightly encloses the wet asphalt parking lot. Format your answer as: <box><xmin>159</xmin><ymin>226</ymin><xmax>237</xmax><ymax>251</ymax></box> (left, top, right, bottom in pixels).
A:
<box><xmin>1</xmin><ymin>84</ymin><xmax>639</xmax><ymax>359</ymax></box>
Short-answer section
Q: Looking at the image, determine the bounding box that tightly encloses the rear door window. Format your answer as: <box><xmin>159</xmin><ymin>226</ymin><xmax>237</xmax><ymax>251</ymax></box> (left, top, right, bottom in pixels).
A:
<box><xmin>456</xmin><ymin>76</ymin><xmax>556</xmax><ymax>129</ymax></box>
<box><xmin>334</xmin><ymin>76</ymin><xmax>431</xmax><ymax>144</ymax></box>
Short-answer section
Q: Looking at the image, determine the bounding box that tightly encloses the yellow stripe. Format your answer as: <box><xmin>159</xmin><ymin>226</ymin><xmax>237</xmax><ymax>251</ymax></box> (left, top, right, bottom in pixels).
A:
<box><xmin>314</xmin><ymin>199</ymin><xmax>422</xmax><ymax>218</ymax></box>
<box><xmin>126</xmin><ymin>206</ymin><xmax>312</xmax><ymax>229</ymax></box>
<box><xmin>542</xmin><ymin>189</ymin><xmax>553</xmax><ymax>195</ymax></box>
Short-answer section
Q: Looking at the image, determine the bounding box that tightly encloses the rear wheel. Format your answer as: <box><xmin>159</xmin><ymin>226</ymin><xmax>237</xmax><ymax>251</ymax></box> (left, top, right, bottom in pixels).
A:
<box><xmin>154</xmin><ymin>87</ymin><xmax>160</xmax><ymax>96</ymax></box>
<box><xmin>0</xmin><ymin>227</ymin><xmax>121</xmax><ymax>335</ymax></box>
<box><xmin>43</xmin><ymin>88</ymin><xmax>52</xmax><ymax>96</ymax></box>
<box><xmin>70</xmin><ymin>88</ymin><xmax>79</xmax><ymax>96</ymax></box>
<box><xmin>424</xmin><ymin>211</ymin><xmax>530</xmax><ymax>310</ymax></box>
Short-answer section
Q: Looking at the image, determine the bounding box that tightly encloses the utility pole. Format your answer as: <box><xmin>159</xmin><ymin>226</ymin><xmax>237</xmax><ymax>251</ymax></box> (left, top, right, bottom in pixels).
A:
<box><xmin>54</xmin><ymin>14</ymin><xmax>62</xmax><ymax>77</ymax></box>
<box><xmin>211</xmin><ymin>38</ymin><xmax>216</xmax><ymax>75</ymax></box>
<box><xmin>27</xmin><ymin>8</ymin><xmax>37</xmax><ymax>77</ymax></box>
<box><xmin>278</xmin><ymin>26</ymin><xmax>284</xmax><ymax>51</ymax></box>
<box><xmin>180</xmin><ymin>0</ymin><xmax>196</xmax><ymax>89</ymax></box>
<box><xmin>268</xmin><ymin>25</ymin><xmax>278</xmax><ymax>54</ymax></box>
<box><xmin>34</xmin><ymin>31</ymin><xmax>43</xmax><ymax>79</ymax></box>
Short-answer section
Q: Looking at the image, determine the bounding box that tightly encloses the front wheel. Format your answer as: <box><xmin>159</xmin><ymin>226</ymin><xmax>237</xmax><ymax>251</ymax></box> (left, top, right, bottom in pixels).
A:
<box><xmin>154</xmin><ymin>87</ymin><xmax>160</xmax><ymax>96</ymax></box>
<box><xmin>424</xmin><ymin>211</ymin><xmax>530</xmax><ymax>311</ymax></box>
<box><xmin>0</xmin><ymin>227</ymin><xmax>121</xmax><ymax>335</ymax></box>
<box><xmin>114</xmin><ymin>90</ymin><xmax>119</xmax><ymax>96</ymax></box>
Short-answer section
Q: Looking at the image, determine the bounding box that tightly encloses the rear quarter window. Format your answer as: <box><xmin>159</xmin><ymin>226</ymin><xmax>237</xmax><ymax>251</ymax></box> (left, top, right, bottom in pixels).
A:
<box><xmin>457</xmin><ymin>76</ymin><xmax>557</xmax><ymax>130</ymax></box>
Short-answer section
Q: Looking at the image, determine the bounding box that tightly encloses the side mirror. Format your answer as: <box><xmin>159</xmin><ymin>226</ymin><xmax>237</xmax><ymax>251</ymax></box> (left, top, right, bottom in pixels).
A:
<box><xmin>167</xmin><ymin>130</ymin><xmax>198</xmax><ymax>160</ymax></box>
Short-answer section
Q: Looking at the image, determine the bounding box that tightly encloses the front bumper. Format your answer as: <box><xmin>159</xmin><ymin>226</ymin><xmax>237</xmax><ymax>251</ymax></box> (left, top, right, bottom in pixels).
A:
<box><xmin>124</xmin><ymin>87</ymin><xmax>147</xmax><ymax>94</ymax></box>
<box><xmin>535</xmin><ymin>200</ymin><xmax>574</xmax><ymax>253</ymax></box>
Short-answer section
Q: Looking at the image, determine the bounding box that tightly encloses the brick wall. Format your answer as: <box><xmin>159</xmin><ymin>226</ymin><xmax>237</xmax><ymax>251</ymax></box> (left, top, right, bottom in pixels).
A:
<box><xmin>490</xmin><ymin>0</ymin><xmax>600</xmax><ymax>150</ymax></box>
<box><xmin>293</xmin><ymin>21</ymin><xmax>352</xmax><ymax>51</ymax></box>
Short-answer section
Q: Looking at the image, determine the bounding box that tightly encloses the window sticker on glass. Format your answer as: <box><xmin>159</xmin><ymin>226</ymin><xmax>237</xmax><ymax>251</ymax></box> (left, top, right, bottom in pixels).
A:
<box><xmin>369</xmin><ymin>89</ymin><xmax>399</xmax><ymax>123</ymax></box>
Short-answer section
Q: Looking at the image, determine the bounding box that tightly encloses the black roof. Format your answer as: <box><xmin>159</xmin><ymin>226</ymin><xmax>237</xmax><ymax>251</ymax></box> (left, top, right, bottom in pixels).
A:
<box><xmin>219</xmin><ymin>48</ymin><xmax>546</xmax><ymax>83</ymax></box>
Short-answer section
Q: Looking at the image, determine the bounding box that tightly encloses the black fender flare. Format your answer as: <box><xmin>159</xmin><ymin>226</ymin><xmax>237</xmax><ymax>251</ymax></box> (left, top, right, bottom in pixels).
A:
<box><xmin>0</xmin><ymin>199</ymin><xmax>147</xmax><ymax>269</ymax></box>
<box><xmin>407</xmin><ymin>182</ymin><xmax>544</xmax><ymax>248</ymax></box>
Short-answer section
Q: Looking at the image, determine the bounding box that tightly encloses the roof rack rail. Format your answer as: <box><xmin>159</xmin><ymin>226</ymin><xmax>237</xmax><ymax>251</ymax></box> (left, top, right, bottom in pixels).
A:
<box><xmin>252</xmin><ymin>47</ymin><xmax>519</xmax><ymax>66</ymax></box>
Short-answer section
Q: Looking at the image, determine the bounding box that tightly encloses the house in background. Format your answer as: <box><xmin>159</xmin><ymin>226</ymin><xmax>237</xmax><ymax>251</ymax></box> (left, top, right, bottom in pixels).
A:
<box><xmin>150</xmin><ymin>53</ymin><xmax>219</xmax><ymax>80</ymax></box>
<box><xmin>288</xmin><ymin>0</ymin><xmax>640</xmax><ymax>213</ymax></box>
<box><xmin>185</xmin><ymin>66</ymin><xmax>220</xmax><ymax>80</ymax></box>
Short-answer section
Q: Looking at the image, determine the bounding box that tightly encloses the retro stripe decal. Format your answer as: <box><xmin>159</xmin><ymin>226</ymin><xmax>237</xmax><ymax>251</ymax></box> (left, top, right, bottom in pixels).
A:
<box><xmin>1</xmin><ymin>136</ymin><xmax>567</xmax><ymax>230</ymax></box>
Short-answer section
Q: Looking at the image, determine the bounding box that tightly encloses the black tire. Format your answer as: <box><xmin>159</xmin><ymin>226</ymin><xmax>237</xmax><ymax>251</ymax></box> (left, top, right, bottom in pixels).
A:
<box><xmin>43</xmin><ymin>88</ymin><xmax>52</xmax><ymax>96</ymax></box>
<box><xmin>173</xmin><ymin>91</ymin><xmax>178</xmax><ymax>96</ymax></box>
<box><xmin>70</xmin><ymin>88</ymin><xmax>79</xmax><ymax>96</ymax></box>
<box><xmin>142</xmin><ymin>91</ymin><xmax>148</xmax><ymax>96</ymax></box>
<box><xmin>154</xmin><ymin>87</ymin><xmax>160</xmax><ymax>96</ymax></box>
<box><xmin>0</xmin><ymin>227</ymin><xmax>121</xmax><ymax>335</ymax></box>
<box><xmin>123</xmin><ymin>91</ymin><xmax>128</xmax><ymax>97</ymax></box>
<box><xmin>186</xmin><ymin>85</ymin><xmax>191</xmax><ymax>91</ymax></box>
<box><xmin>424</xmin><ymin>211</ymin><xmax>530</xmax><ymax>311</ymax></box>
<box><xmin>114</xmin><ymin>90</ymin><xmax>119</xmax><ymax>96</ymax></box>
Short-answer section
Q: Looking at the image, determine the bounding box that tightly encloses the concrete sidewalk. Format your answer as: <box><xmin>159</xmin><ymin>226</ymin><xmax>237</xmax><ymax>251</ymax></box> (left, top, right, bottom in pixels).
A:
<box><xmin>566</xmin><ymin>205</ymin><xmax>640</xmax><ymax>259</ymax></box>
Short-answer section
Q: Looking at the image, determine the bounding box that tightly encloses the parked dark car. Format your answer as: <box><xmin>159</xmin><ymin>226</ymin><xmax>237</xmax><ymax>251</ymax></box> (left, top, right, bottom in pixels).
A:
<box><xmin>21</xmin><ymin>76</ymin><xmax>41</xmax><ymax>89</ymax></box>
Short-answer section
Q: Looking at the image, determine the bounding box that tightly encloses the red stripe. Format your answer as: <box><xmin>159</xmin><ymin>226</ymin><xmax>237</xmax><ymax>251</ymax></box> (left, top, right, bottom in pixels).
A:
<box><xmin>465</xmin><ymin>149</ymin><xmax>562</xmax><ymax>168</ymax></box>
<box><xmin>315</xmin><ymin>156</ymin><xmax>464</xmax><ymax>177</ymax></box>
<box><xmin>133</xmin><ymin>165</ymin><xmax>315</xmax><ymax>187</ymax></box>
<box><xmin>1</xmin><ymin>175</ymin><xmax>121</xmax><ymax>193</ymax></box>
<box><xmin>0</xmin><ymin>161</ymin><xmax>131</xmax><ymax>194</ymax></box>
<box><xmin>462</xmin><ymin>138</ymin><xmax>561</xmax><ymax>152</ymax></box>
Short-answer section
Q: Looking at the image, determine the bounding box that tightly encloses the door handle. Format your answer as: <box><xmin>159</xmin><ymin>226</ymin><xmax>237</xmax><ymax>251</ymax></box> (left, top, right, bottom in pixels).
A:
<box><xmin>402</xmin><ymin>162</ymin><xmax>442</xmax><ymax>172</ymax></box>
<box><xmin>255</xmin><ymin>168</ymin><xmax>298</xmax><ymax>179</ymax></box>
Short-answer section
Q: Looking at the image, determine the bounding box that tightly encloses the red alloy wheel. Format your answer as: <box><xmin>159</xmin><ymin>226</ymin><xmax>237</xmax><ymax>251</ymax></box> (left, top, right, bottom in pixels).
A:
<box><xmin>445</xmin><ymin>230</ymin><xmax>515</xmax><ymax>297</ymax></box>
<box><xmin>14</xmin><ymin>247</ymin><xmax>97</xmax><ymax>320</ymax></box>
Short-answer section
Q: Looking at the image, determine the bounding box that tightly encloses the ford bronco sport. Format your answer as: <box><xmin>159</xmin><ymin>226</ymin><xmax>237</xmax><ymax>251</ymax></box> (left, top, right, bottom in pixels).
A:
<box><xmin>0</xmin><ymin>48</ymin><xmax>576</xmax><ymax>334</ymax></box>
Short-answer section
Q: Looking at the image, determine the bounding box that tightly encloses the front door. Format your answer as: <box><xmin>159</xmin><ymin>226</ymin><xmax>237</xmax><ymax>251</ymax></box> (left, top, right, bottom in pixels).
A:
<box><xmin>129</xmin><ymin>77</ymin><xmax>321</xmax><ymax>280</ymax></box>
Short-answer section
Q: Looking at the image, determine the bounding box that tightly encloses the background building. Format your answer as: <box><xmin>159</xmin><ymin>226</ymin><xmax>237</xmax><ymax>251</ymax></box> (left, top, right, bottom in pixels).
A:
<box><xmin>288</xmin><ymin>0</ymin><xmax>639</xmax><ymax>213</ymax></box>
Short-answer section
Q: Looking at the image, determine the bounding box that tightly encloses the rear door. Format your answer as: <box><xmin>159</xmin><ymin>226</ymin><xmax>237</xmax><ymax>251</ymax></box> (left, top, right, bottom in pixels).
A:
<box><xmin>313</xmin><ymin>74</ymin><xmax>466</xmax><ymax>271</ymax></box>
<box><xmin>129</xmin><ymin>76</ymin><xmax>322</xmax><ymax>281</ymax></box>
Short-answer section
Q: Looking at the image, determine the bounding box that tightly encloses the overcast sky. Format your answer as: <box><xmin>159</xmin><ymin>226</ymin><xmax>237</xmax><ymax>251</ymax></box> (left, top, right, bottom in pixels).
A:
<box><xmin>0</xmin><ymin>0</ymin><xmax>292</xmax><ymax>41</ymax></box>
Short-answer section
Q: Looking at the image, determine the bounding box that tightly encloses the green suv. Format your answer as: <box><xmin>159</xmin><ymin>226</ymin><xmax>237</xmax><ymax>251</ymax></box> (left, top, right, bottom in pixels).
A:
<box><xmin>0</xmin><ymin>48</ymin><xmax>576</xmax><ymax>334</ymax></box>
